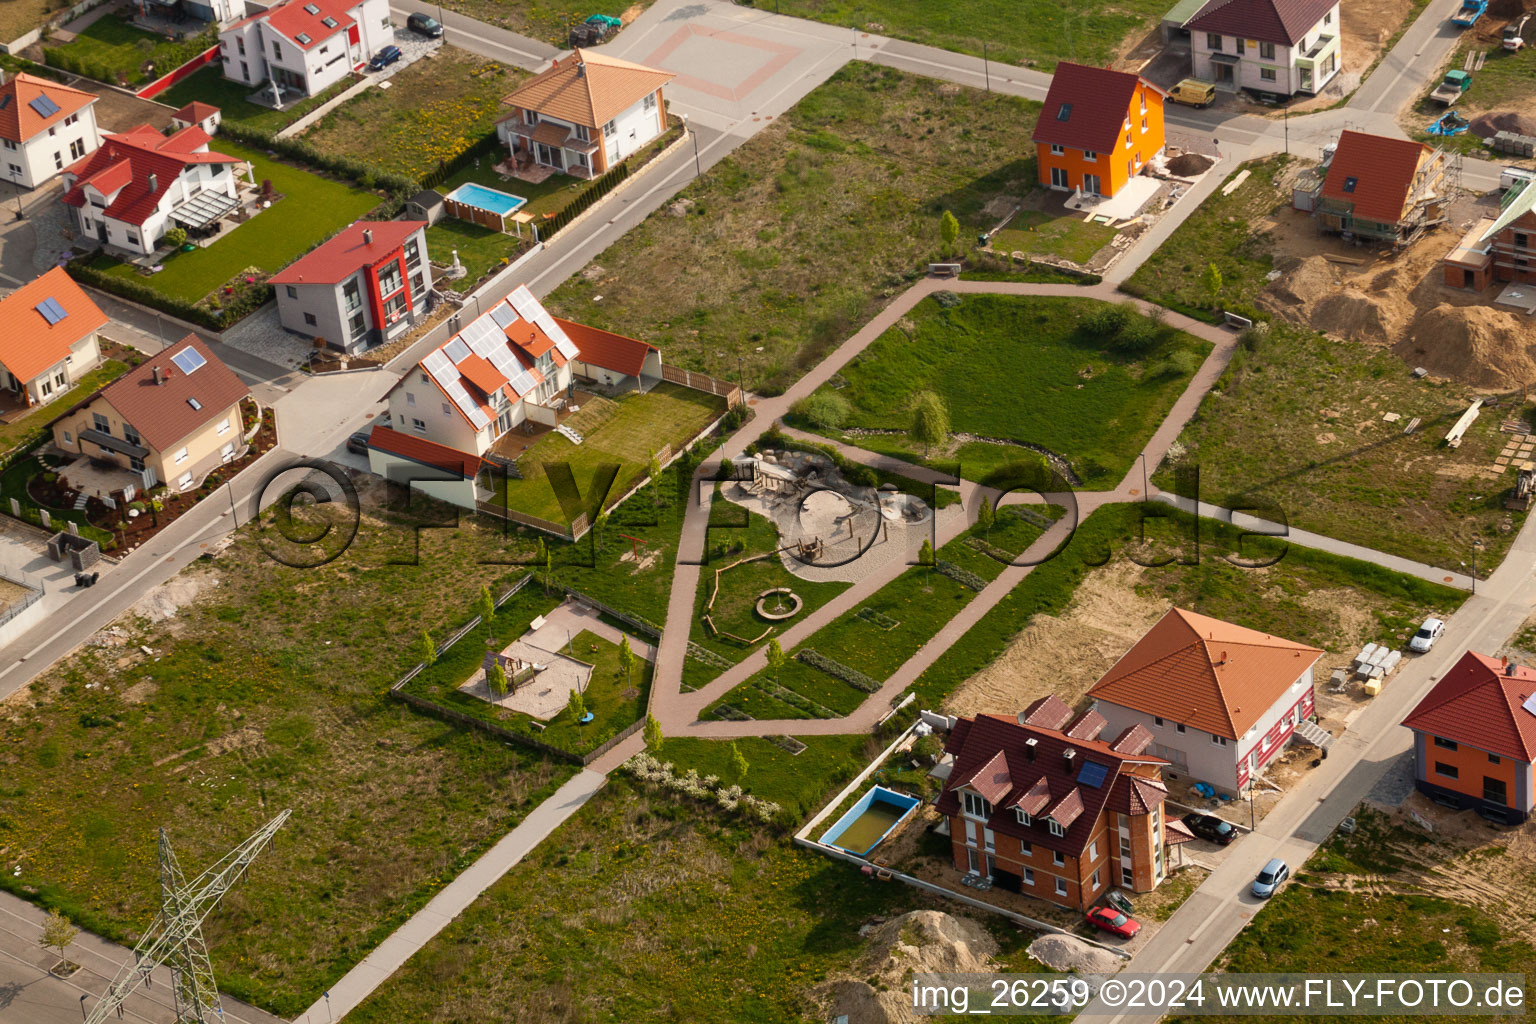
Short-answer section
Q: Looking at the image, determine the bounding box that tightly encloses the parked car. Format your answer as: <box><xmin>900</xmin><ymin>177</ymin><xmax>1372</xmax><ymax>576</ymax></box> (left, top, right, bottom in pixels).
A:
<box><xmin>407</xmin><ymin>12</ymin><xmax>444</xmax><ymax>37</ymax></box>
<box><xmin>1250</xmin><ymin>858</ymin><xmax>1289</xmax><ymax>899</ymax></box>
<box><xmin>368</xmin><ymin>45</ymin><xmax>403</xmax><ymax>71</ymax></box>
<box><xmin>1501</xmin><ymin>166</ymin><xmax>1536</xmax><ymax>193</ymax></box>
<box><xmin>1182</xmin><ymin>812</ymin><xmax>1237</xmax><ymax>845</ymax></box>
<box><xmin>1167</xmin><ymin>78</ymin><xmax>1216</xmax><ymax>109</ymax></box>
<box><xmin>1409</xmin><ymin>617</ymin><xmax>1445</xmax><ymax>653</ymax></box>
<box><xmin>1085</xmin><ymin>906</ymin><xmax>1141</xmax><ymax>939</ymax></box>
<box><xmin>346</xmin><ymin>431</ymin><xmax>371</xmax><ymax>456</ymax></box>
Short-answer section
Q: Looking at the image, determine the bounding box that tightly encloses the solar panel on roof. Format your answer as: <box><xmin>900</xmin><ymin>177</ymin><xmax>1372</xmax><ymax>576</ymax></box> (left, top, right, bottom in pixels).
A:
<box><xmin>28</xmin><ymin>95</ymin><xmax>60</xmax><ymax>119</ymax></box>
<box><xmin>459</xmin><ymin>316</ymin><xmax>500</xmax><ymax>354</ymax></box>
<box><xmin>171</xmin><ymin>347</ymin><xmax>206</xmax><ymax>375</ymax></box>
<box><xmin>443</xmin><ymin>338</ymin><xmax>472</xmax><ymax>363</ymax></box>
<box><xmin>1076</xmin><ymin>761</ymin><xmax>1109</xmax><ymax>789</ymax></box>
<box><xmin>542</xmin><ymin>317</ymin><xmax>580</xmax><ymax>360</ymax></box>
<box><xmin>422</xmin><ymin>349</ymin><xmax>456</xmax><ymax>388</ymax></box>
<box><xmin>488</xmin><ymin>304</ymin><xmax>518</xmax><ymax>330</ymax></box>
<box><xmin>34</xmin><ymin>297</ymin><xmax>67</xmax><ymax>325</ymax></box>
<box><xmin>508</xmin><ymin>287</ymin><xmax>541</xmax><ymax>323</ymax></box>
<box><xmin>486</xmin><ymin>346</ymin><xmax>520</xmax><ymax>376</ymax></box>
<box><xmin>444</xmin><ymin>379</ymin><xmax>489</xmax><ymax>428</ymax></box>
<box><xmin>506</xmin><ymin>370</ymin><xmax>537</xmax><ymax>396</ymax></box>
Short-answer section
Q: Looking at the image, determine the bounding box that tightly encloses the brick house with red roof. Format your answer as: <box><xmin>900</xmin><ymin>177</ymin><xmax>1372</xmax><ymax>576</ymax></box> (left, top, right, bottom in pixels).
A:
<box><xmin>0</xmin><ymin>72</ymin><xmax>101</xmax><ymax>189</ymax></box>
<box><xmin>0</xmin><ymin>267</ymin><xmax>107</xmax><ymax>409</ymax></box>
<box><xmin>1033</xmin><ymin>63</ymin><xmax>1165</xmax><ymax>199</ymax></box>
<box><xmin>270</xmin><ymin>220</ymin><xmax>429</xmax><ymax>353</ymax></box>
<box><xmin>51</xmin><ymin>336</ymin><xmax>250</xmax><ymax>495</ymax></box>
<box><xmin>1315</xmin><ymin>131</ymin><xmax>1447</xmax><ymax>244</ymax></box>
<box><xmin>1088</xmin><ymin>608</ymin><xmax>1324</xmax><ymax>794</ymax></box>
<box><xmin>1401</xmin><ymin>651</ymin><xmax>1536</xmax><ymax>824</ymax></box>
<box><xmin>1188</xmin><ymin>0</ymin><xmax>1340</xmax><ymax>96</ymax></box>
<box><xmin>936</xmin><ymin>696</ymin><xmax>1185</xmax><ymax>910</ymax></box>
<box><xmin>60</xmin><ymin>123</ymin><xmax>244</xmax><ymax>254</ymax></box>
<box><xmin>219</xmin><ymin>0</ymin><xmax>393</xmax><ymax>98</ymax></box>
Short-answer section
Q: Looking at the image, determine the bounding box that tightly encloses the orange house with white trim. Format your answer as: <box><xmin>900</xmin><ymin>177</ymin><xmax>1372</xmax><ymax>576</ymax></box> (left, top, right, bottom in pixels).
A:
<box><xmin>1032</xmin><ymin>63</ymin><xmax>1166</xmax><ymax>199</ymax></box>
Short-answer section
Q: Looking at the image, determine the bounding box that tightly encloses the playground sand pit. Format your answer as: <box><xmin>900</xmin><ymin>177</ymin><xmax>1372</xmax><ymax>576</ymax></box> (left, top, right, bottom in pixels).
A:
<box><xmin>459</xmin><ymin>639</ymin><xmax>592</xmax><ymax>720</ymax></box>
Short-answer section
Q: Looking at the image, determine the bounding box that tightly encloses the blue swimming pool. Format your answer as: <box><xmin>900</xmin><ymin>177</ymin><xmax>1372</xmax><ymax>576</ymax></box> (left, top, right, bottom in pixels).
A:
<box><xmin>819</xmin><ymin>785</ymin><xmax>921</xmax><ymax>857</ymax></box>
<box><xmin>444</xmin><ymin>182</ymin><xmax>527</xmax><ymax>217</ymax></box>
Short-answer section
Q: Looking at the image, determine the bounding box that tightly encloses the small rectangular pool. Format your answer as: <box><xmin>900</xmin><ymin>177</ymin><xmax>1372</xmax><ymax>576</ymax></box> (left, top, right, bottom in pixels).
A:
<box><xmin>443</xmin><ymin>182</ymin><xmax>528</xmax><ymax>232</ymax></box>
<box><xmin>819</xmin><ymin>785</ymin><xmax>920</xmax><ymax>857</ymax></box>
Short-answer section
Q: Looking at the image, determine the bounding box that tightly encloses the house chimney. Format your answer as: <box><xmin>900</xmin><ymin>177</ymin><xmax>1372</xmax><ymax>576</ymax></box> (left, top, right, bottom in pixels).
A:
<box><xmin>577</xmin><ymin>61</ymin><xmax>586</xmax><ymax>78</ymax></box>
<box><xmin>1024</xmin><ymin>737</ymin><xmax>1037</xmax><ymax>762</ymax></box>
<box><xmin>152</xmin><ymin>366</ymin><xmax>162</xmax><ymax>385</ymax></box>
<box><xmin>363</xmin><ymin>228</ymin><xmax>374</xmax><ymax>246</ymax></box>
<box><xmin>148</xmin><ymin>172</ymin><xmax>158</xmax><ymax>192</ymax></box>
<box><xmin>1218</xmin><ymin>651</ymin><xmax>1228</xmax><ymax>666</ymax></box>
<box><xmin>1507</xmin><ymin>661</ymin><xmax>1518</xmax><ymax>677</ymax></box>
<box><xmin>1062</xmin><ymin>747</ymin><xmax>1076</xmax><ymax>773</ymax></box>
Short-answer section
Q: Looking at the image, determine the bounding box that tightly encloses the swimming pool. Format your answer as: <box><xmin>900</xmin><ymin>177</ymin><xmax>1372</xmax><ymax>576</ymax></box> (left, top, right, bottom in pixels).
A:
<box><xmin>819</xmin><ymin>785</ymin><xmax>920</xmax><ymax>857</ymax></box>
<box><xmin>445</xmin><ymin>182</ymin><xmax>527</xmax><ymax>216</ymax></box>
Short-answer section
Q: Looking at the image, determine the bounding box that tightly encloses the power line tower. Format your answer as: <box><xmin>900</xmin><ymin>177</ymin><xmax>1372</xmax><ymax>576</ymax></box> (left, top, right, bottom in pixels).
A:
<box><xmin>85</xmin><ymin>810</ymin><xmax>291</xmax><ymax>1024</ymax></box>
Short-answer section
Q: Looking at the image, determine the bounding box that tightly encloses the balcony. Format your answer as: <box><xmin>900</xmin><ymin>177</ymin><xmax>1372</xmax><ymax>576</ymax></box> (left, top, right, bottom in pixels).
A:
<box><xmin>1302</xmin><ymin>33</ymin><xmax>1335</xmax><ymax>61</ymax></box>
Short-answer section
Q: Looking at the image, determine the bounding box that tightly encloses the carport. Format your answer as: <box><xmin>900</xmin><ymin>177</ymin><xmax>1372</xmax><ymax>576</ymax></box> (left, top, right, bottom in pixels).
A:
<box><xmin>1161</xmin><ymin>0</ymin><xmax>1206</xmax><ymax>42</ymax></box>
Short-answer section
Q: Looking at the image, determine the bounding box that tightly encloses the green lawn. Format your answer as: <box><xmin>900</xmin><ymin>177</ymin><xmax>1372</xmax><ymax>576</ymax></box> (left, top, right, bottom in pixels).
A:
<box><xmin>1123</xmin><ymin>156</ymin><xmax>1289</xmax><ymax>321</ymax></box>
<box><xmin>0</xmin><ymin>358</ymin><xmax>129</xmax><ymax>459</ymax></box>
<box><xmin>989</xmin><ymin>206</ymin><xmax>1118</xmax><ymax>263</ymax></box>
<box><xmin>423</xmin><ymin>218</ymin><xmax>513</xmax><ymax>293</ymax></box>
<box><xmin>88</xmin><ymin>141</ymin><xmax>380</xmax><ymax>303</ymax></box>
<box><xmin>773</xmin><ymin>1</ymin><xmax>1171</xmax><ymax>72</ymax></box>
<box><xmin>495</xmin><ymin>382</ymin><xmax>726</xmax><ymax>524</ymax></box>
<box><xmin>443</xmin><ymin>0</ymin><xmax>644</xmax><ymax>46</ymax></box>
<box><xmin>655</xmin><ymin>734</ymin><xmax>876</xmax><ymax>821</ymax></box>
<box><xmin>158</xmin><ymin>66</ymin><xmax>356</xmax><ymax>134</ymax></box>
<box><xmin>0</xmin><ymin>450</ymin><xmax>114</xmax><ymax>547</ymax></box>
<box><xmin>1155</xmin><ymin>321</ymin><xmax>1526</xmax><ymax>572</ymax></box>
<box><xmin>0</xmin><ymin>510</ymin><xmax>575</xmax><ymax>1015</ymax></box>
<box><xmin>794</xmin><ymin>294</ymin><xmax>1211</xmax><ymax>488</ymax></box>
<box><xmin>546</xmin><ymin>62</ymin><xmax>1045</xmax><ymax>392</ymax></box>
<box><xmin>43</xmin><ymin>17</ymin><xmax>216</xmax><ymax>87</ymax></box>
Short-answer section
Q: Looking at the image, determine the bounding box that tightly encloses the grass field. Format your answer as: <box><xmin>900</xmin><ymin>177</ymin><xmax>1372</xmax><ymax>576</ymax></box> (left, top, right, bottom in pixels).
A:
<box><xmin>989</xmin><ymin>206</ymin><xmax>1118</xmax><ymax>263</ymax></box>
<box><xmin>0</xmin><ymin>510</ymin><xmax>577</xmax><ymax>1015</ymax></box>
<box><xmin>495</xmin><ymin>382</ymin><xmax>726</xmax><ymax>524</ymax></box>
<box><xmin>304</xmin><ymin>47</ymin><xmax>519</xmax><ymax>179</ymax></box>
<box><xmin>773</xmin><ymin>1</ymin><xmax>1170</xmax><ymax>71</ymax></box>
<box><xmin>546</xmin><ymin>62</ymin><xmax>1046</xmax><ymax>392</ymax></box>
<box><xmin>0</xmin><ymin>0</ymin><xmax>55</xmax><ymax>46</ymax></box>
<box><xmin>1123</xmin><ymin>156</ymin><xmax>1289</xmax><ymax>321</ymax></box>
<box><xmin>795</xmin><ymin>294</ymin><xmax>1211</xmax><ymax>488</ymax></box>
<box><xmin>1155</xmin><ymin>321</ymin><xmax>1525</xmax><ymax>572</ymax></box>
<box><xmin>86</xmin><ymin>141</ymin><xmax>380</xmax><ymax>303</ymax></box>
<box><xmin>158</xmin><ymin>66</ymin><xmax>357</xmax><ymax>135</ymax></box>
<box><xmin>443</xmin><ymin>0</ymin><xmax>644</xmax><ymax>46</ymax></box>
<box><xmin>42</xmin><ymin>17</ymin><xmax>215</xmax><ymax>86</ymax></box>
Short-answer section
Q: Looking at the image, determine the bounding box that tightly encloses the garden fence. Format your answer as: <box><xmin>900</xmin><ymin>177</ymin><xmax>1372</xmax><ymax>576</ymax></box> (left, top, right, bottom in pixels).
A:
<box><xmin>0</xmin><ymin>574</ymin><xmax>42</xmax><ymax>630</ymax></box>
<box><xmin>661</xmin><ymin>365</ymin><xmax>743</xmax><ymax>405</ymax></box>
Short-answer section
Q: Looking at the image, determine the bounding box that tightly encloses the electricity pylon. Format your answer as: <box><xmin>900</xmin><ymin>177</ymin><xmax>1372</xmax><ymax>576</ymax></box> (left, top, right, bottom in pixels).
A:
<box><xmin>85</xmin><ymin>810</ymin><xmax>291</xmax><ymax>1024</ymax></box>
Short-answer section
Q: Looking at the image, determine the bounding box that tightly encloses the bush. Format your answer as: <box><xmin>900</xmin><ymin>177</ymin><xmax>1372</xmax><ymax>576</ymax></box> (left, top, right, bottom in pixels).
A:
<box><xmin>163</xmin><ymin>226</ymin><xmax>187</xmax><ymax>248</ymax></box>
<box><xmin>1111</xmin><ymin>314</ymin><xmax>1163</xmax><ymax>353</ymax></box>
<box><xmin>790</xmin><ymin>391</ymin><xmax>851</xmax><ymax>430</ymax></box>
<box><xmin>1148</xmin><ymin>349</ymin><xmax>1202</xmax><ymax>379</ymax></box>
<box><xmin>1081</xmin><ymin>302</ymin><xmax>1132</xmax><ymax>339</ymax></box>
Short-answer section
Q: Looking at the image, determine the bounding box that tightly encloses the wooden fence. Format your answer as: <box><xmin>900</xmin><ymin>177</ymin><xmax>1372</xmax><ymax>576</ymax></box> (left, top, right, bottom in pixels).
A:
<box><xmin>662</xmin><ymin>365</ymin><xmax>742</xmax><ymax>405</ymax></box>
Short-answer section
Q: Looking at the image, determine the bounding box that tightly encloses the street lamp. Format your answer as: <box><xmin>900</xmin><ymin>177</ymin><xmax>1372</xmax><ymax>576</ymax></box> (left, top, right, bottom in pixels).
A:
<box><xmin>80</xmin><ymin>995</ymin><xmax>88</xmax><ymax>1022</ymax></box>
<box><xmin>1138</xmin><ymin>452</ymin><xmax>1148</xmax><ymax>498</ymax></box>
<box><xmin>11</xmin><ymin>165</ymin><xmax>23</xmax><ymax>220</ymax></box>
<box><xmin>682</xmin><ymin>114</ymin><xmax>702</xmax><ymax>179</ymax></box>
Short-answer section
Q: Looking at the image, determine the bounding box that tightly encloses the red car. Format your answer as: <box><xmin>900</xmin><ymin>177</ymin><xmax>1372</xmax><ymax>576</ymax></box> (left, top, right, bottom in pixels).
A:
<box><xmin>1085</xmin><ymin>905</ymin><xmax>1142</xmax><ymax>939</ymax></box>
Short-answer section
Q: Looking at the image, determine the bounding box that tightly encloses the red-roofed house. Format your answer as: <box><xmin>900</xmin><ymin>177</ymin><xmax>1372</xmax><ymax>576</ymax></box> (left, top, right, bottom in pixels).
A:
<box><xmin>270</xmin><ymin>220</ymin><xmax>429</xmax><ymax>353</ymax></box>
<box><xmin>170</xmin><ymin>102</ymin><xmax>222</xmax><ymax>136</ymax></box>
<box><xmin>936</xmin><ymin>698</ymin><xmax>1175</xmax><ymax>910</ymax></box>
<box><xmin>1087</xmin><ymin>608</ymin><xmax>1324</xmax><ymax>794</ymax></box>
<box><xmin>0</xmin><ymin>267</ymin><xmax>107</xmax><ymax>409</ymax></box>
<box><xmin>51</xmin><ymin>336</ymin><xmax>250</xmax><ymax>495</ymax></box>
<box><xmin>1401</xmin><ymin>651</ymin><xmax>1536</xmax><ymax>824</ymax></box>
<box><xmin>1188</xmin><ymin>0</ymin><xmax>1340</xmax><ymax>95</ymax></box>
<box><xmin>1033</xmin><ymin>63</ymin><xmax>1165</xmax><ymax>199</ymax></box>
<box><xmin>219</xmin><ymin>0</ymin><xmax>393</xmax><ymax>98</ymax></box>
<box><xmin>1316</xmin><ymin>130</ymin><xmax>1447</xmax><ymax>244</ymax></box>
<box><xmin>373</xmin><ymin>285</ymin><xmax>665</xmax><ymax>507</ymax></box>
<box><xmin>60</xmin><ymin>124</ymin><xmax>244</xmax><ymax>254</ymax></box>
<box><xmin>0</xmin><ymin>72</ymin><xmax>101</xmax><ymax>189</ymax></box>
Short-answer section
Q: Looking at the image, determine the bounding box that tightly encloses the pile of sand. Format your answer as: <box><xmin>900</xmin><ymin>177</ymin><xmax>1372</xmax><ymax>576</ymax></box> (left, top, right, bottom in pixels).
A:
<box><xmin>1470</xmin><ymin>111</ymin><xmax>1536</xmax><ymax>140</ymax></box>
<box><xmin>1393</xmin><ymin>304</ymin><xmax>1536</xmax><ymax>387</ymax></box>
<box><xmin>816</xmin><ymin>911</ymin><xmax>998</xmax><ymax>1024</ymax></box>
<box><xmin>1027</xmin><ymin>933</ymin><xmax>1126</xmax><ymax>974</ymax></box>
<box><xmin>1166</xmin><ymin>153</ymin><xmax>1214</xmax><ymax>176</ymax></box>
<box><xmin>1260</xmin><ymin>256</ymin><xmax>1407</xmax><ymax>344</ymax></box>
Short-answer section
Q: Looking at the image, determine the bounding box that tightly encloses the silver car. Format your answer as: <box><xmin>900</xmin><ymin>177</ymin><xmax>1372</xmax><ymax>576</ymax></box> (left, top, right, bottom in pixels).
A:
<box><xmin>1409</xmin><ymin>617</ymin><xmax>1445</xmax><ymax>653</ymax></box>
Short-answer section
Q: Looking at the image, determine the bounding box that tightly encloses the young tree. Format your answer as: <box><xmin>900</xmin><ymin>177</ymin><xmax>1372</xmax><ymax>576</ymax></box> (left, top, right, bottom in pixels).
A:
<box><xmin>417</xmin><ymin>630</ymin><xmax>436</xmax><ymax>667</ymax></box>
<box><xmin>976</xmin><ymin>495</ymin><xmax>995</xmax><ymax>537</ymax></box>
<box><xmin>619</xmin><ymin>635</ymin><xmax>634</xmax><ymax>682</ymax></box>
<box><xmin>919</xmin><ymin>538</ymin><xmax>935</xmax><ymax>567</ymax></box>
<box><xmin>730</xmin><ymin>742</ymin><xmax>750</xmax><ymax>784</ymax></box>
<box><xmin>568</xmin><ymin>687</ymin><xmax>587</xmax><ymax>721</ymax></box>
<box><xmin>1202</xmin><ymin>262</ymin><xmax>1223</xmax><ymax>307</ymax></box>
<box><xmin>766</xmin><ymin>638</ymin><xmax>786</xmax><ymax>686</ymax></box>
<box><xmin>594</xmin><ymin>511</ymin><xmax>610</xmax><ymax>552</ymax></box>
<box><xmin>487</xmin><ymin>659</ymin><xmax>509</xmax><ymax>698</ymax></box>
<box><xmin>718</xmin><ymin>457</ymin><xmax>735</xmax><ymax>482</ymax></box>
<box><xmin>909</xmin><ymin>390</ymin><xmax>951</xmax><ymax>458</ymax></box>
<box><xmin>939</xmin><ymin>209</ymin><xmax>960</xmax><ymax>256</ymax></box>
<box><xmin>39</xmin><ymin>909</ymin><xmax>77</xmax><ymax>963</ymax></box>
<box><xmin>648</xmin><ymin>451</ymin><xmax>663</xmax><ymax>506</ymax></box>
<box><xmin>476</xmin><ymin>585</ymin><xmax>495</xmax><ymax>624</ymax></box>
<box><xmin>644</xmin><ymin>713</ymin><xmax>664</xmax><ymax>751</ymax></box>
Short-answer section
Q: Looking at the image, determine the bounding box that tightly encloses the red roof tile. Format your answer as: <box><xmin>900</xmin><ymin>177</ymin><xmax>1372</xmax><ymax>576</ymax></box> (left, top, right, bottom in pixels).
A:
<box><xmin>270</xmin><ymin>221</ymin><xmax>426</xmax><ymax>286</ymax></box>
<box><xmin>174</xmin><ymin>101</ymin><xmax>220</xmax><ymax>123</ymax></box>
<box><xmin>499</xmin><ymin>49</ymin><xmax>674</xmax><ymax>130</ymax></box>
<box><xmin>1320</xmin><ymin>130</ymin><xmax>1435</xmax><ymax>226</ymax></box>
<box><xmin>60</xmin><ymin>125</ymin><xmax>240</xmax><ymax>228</ymax></box>
<box><xmin>368</xmin><ymin>425</ymin><xmax>483</xmax><ymax>479</ymax></box>
<box><xmin>1032</xmin><ymin>62</ymin><xmax>1157</xmax><ymax>153</ymax></box>
<box><xmin>553</xmin><ymin>317</ymin><xmax>658</xmax><ymax>377</ymax></box>
<box><xmin>0</xmin><ymin>73</ymin><xmax>96</xmax><ymax>144</ymax></box>
<box><xmin>0</xmin><ymin>268</ymin><xmax>108</xmax><ymax>382</ymax></box>
<box><xmin>1088</xmin><ymin>608</ymin><xmax>1323</xmax><ymax>739</ymax></box>
<box><xmin>1187</xmin><ymin>0</ymin><xmax>1339</xmax><ymax>46</ymax></box>
<box><xmin>95</xmin><ymin>336</ymin><xmax>248</xmax><ymax>452</ymax></box>
<box><xmin>263</xmin><ymin>0</ymin><xmax>355</xmax><ymax>51</ymax></box>
<box><xmin>1020</xmin><ymin>694</ymin><xmax>1074</xmax><ymax>730</ymax></box>
<box><xmin>1401</xmin><ymin>651</ymin><xmax>1536</xmax><ymax>763</ymax></box>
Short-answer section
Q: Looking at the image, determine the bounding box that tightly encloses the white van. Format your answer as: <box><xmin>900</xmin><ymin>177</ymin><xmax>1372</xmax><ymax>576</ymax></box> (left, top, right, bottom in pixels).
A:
<box><xmin>1501</xmin><ymin>166</ymin><xmax>1536</xmax><ymax>192</ymax></box>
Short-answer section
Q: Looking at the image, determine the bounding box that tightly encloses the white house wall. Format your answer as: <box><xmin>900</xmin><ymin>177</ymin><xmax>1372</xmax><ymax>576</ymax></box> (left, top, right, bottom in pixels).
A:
<box><xmin>1190</xmin><ymin>4</ymin><xmax>1339</xmax><ymax>97</ymax></box>
<box><xmin>604</xmin><ymin>93</ymin><xmax>664</xmax><ymax>166</ymax></box>
<box><xmin>366</xmin><ymin>449</ymin><xmax>476</xmax><ymax>510</ymax></box>
<box><xmin>2</xmin><ymin>103</ymin><xmax>100</xmax><ymax>189</ymax></box>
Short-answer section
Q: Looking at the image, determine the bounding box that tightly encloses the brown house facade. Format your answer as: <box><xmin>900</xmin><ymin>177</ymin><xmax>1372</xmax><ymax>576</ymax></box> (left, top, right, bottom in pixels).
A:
<box><xmin>1442</xmin><ymin>180</ymin><xmax>1536</xmax><ymax>291</ymax></box>
<box><xmin>936</xmin><ymin>696</ymin><xmax>1178</xmax><ymax>912</ymax></box>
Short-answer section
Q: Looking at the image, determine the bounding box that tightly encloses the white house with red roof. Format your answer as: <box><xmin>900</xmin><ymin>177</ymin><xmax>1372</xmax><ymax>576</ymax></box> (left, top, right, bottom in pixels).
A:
<box><xmin>0</xmin><ymin>267</ymin><xmax>107</xmax><ymax>409</ymax></box>
<box><xmin>1187</xmin><ymin>0</ymin><xmax>1341</xmax><ymax>96</ymax></box>
<box><xmin>61</xmin><ymin>123</ymin><xmax>244</xmax><ymax>254</ymax></box>
<box><xmin>270</xmin><ymin>219</ymin><xmax>429</xmax><ymax>353</ymax></box>
<box><xmin>170</xmin><ymin>102</ymin><xmax>222</xmax><ymax>136</ymax></box>
<box><xmin>219</xmin><ymin>0</ymin><xmax>393</xmax><ymax>98</ymax></box>
<box><xmin>0</xmin><ymin>72</ymin><xmax>101</xmax><ymax>189</ymax></box>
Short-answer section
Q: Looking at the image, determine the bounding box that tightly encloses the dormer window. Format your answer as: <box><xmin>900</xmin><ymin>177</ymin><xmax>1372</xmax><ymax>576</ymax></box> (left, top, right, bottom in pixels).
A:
<box><xmin>1047</xmin><ymin>819</ymin><xmax>1065</xmax><ymax>837</ymax></box>
<box><xmin>961</xmin><ymin>790</ymin><xmax>992</xmax><ymax>820</ymax></box>
<box><xmin>1056</xmin><ymin>103</ymin><xmax>1072</xmax><ymax>121</ymax></box>
<box><xmin>1014</xmin><ymin>808</ymin><xmax>1032</xmax><ymax>826</ymax></box>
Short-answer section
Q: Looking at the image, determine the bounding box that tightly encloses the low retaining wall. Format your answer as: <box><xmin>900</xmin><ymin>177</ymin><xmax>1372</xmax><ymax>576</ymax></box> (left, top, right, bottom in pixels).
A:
<box><xmin>135</xmin><ymin>45</ymin><xmax>220</xmax><ymax>99</ymax></box>
<box><xmin>273</xmin><ymin>73</ymin><xmax>374</xmax><ymax>140</ymax></box>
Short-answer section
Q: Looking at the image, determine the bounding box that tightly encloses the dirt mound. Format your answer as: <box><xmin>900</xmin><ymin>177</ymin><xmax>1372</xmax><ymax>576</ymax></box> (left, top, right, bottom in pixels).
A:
<box><xmin>1263</xmin><ymin>255</ymin><xmax>1338</xmax><ymax>310</ymax></box>
<box><xmin>1262</xmin><ymin>255</ymin><xmax>1412</xmax><ymax>345</ymax></box>
<box><xmin>816</xmin><ymin>911</ymin><xmax>998</xmax><ymax>1024</ymax></box>
<box><xmin>1394</xmin><ymin>304</ymin><xmax>1536</xmax><ymax>387</ymax></box>
<box><xmin>1310</xmin><ymin>288</ymin><xmax>1410</xmax><ymax>344</ymax></box>
<box><xmin>1470</xmin><ymin>111</ymin><xmax>1536</xmax><ymax>140</ymax></box>
<box><xmin>1166</xmin><ymin>153</ymin><xmax>1214</xmax><ymax>176</ymax></box>
<box><xmin>1028</xmin><ymin>933</ymin><xmax>1126</xmax><ymax>974</ymax></box>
